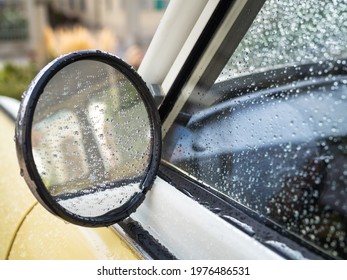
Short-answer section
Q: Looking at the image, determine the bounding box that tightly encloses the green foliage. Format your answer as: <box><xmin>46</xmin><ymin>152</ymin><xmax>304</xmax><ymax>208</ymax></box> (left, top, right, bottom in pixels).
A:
<box><xmin>0</xmin><ymin>63</ymin><xmax>37</xmax><ymax>100</ymax></box>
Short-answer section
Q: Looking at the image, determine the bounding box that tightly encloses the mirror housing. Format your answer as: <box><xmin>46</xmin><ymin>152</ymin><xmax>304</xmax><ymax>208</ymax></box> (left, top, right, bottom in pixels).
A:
<box><xmin>15</xmin><ymin>50</ymin><xmax>161</xmax><ymax>227</ymax></box>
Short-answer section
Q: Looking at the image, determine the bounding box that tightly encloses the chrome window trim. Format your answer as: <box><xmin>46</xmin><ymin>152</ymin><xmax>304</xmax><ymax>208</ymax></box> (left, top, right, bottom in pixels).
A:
<box><xmin>162</xmin><ymin>0</ymin><xmax>252</xmax><ymax>135</ymax></box>
<box><xmin>160</xmin><ymin>0</ymin><xmax>220</xmax><ymax>94</ymax></box>
<box><xmin>138</xmin><ymin>0</ymin><xmax>210</xmax><ymax>85</ymax></box>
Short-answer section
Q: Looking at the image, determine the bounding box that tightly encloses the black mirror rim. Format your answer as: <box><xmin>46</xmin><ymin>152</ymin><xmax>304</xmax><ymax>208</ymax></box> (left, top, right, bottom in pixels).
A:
<box><xmin>15</xmin><ymin>50</ymin><xmax>162</xmax><ymax>227</ymax></box>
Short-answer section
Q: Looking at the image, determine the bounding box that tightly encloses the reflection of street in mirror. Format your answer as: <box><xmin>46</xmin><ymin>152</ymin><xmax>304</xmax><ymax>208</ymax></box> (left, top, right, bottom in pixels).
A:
<box><xmin>31</xmin><ymin>58</ymin><xmax>153</xmax><ymax>219</ymax></box>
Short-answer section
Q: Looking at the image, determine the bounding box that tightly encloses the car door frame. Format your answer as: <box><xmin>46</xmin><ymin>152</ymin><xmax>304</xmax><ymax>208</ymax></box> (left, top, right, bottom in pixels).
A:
<box><xmin>114</xmin><ymin>0</ymin><xmax>294</xmax><ymax>260</ymax></box>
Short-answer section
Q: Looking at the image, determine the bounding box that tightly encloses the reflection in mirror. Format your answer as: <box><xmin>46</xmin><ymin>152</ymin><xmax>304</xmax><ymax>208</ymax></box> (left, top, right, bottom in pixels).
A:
<box><xmin>32</xmin><ymin>60</ymin><xmax>152</xmax><ymax>217</ymax></box>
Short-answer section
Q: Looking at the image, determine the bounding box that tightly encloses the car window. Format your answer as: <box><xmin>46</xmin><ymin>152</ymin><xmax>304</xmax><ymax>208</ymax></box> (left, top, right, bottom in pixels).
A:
<box><xmin>162</xmin><ymin>0</ymin><xmax>347</xmax><ymax>259</ymax></box>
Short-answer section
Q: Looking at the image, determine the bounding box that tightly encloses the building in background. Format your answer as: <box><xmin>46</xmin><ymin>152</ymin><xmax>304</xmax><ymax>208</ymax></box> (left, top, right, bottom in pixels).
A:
<box><xmin>0</xmin><ymin>0</ymin><xmax>46</xmax><ymax>65</ymax></box>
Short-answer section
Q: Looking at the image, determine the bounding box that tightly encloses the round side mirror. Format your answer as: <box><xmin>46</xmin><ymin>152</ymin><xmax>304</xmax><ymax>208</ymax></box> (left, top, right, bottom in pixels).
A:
<box><xmin>16</xmin><ymin>50</ymin><xmax>161</xmax><ymax>227</ymax></box>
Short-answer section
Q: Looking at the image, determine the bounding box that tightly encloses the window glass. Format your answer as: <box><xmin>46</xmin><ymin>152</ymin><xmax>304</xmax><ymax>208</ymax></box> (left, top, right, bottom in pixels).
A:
<box><xmin>80</xmin><ymin>0</ymin><xmax>86</xmax><ymax>11</ymax></box>
<box><xmin>218</xmin><ymin>0</ymin><xmax>347</xmax><ymax>81</ymax></box>
<box><xmin>163</xmin><ymin>0</ymin><xmax>347</xmax><ymax>258</ymax></box>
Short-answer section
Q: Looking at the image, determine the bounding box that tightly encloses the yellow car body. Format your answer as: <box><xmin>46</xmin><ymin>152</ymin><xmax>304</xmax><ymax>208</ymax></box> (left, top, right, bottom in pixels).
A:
<box><xmin>0</xmin><ymin>111</ymin><xmax>141</xmax><ymax>260</ymax></box>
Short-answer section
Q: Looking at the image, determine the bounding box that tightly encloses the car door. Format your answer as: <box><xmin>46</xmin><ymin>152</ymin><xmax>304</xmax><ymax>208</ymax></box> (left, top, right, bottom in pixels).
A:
<box><xmin>129</xmin><ymin>0</ymin><xmax>347</xmax><ymax>259</ymax></box>
<box><xmin>3</xmin><ymin>0</ymin><xmax>347</xmax><ymax>260</ymax></box>
<box><xmin>6</xmin><ymin>0</ymin><xmax>281</xmax><ymax>260</ymax></box>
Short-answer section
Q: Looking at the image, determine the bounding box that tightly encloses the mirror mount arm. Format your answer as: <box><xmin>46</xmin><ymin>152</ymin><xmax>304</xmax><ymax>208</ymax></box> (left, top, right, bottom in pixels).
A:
<box><xmin>148</xmin><ymin>84</ymin><xmax>165</xmax><ymax>109</ymax></box>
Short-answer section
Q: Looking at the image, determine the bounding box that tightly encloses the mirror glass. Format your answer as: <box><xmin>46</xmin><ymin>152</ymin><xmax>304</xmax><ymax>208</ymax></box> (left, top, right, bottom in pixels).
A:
<box><xmin>31</xmin><ymin>60</ymin><xmax>152</xmax><ymax>218</ymax></box>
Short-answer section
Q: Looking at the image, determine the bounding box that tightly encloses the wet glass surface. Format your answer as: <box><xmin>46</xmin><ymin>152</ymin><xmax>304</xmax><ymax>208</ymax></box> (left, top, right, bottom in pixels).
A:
<box><xmin>163</xmin><ymin>0</ymin><xmax>347</xmax><ymax>258</ymax></box>
<box><xmin>32</xmin><ymin>60</ymin><xmax>152</xmax><ymax>217</ymax></box>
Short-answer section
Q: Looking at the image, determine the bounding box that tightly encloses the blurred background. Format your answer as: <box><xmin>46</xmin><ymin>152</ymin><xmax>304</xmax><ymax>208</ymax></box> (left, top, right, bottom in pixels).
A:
<box><xmin>0</xmin><ymin>0</ymin><xmax>169</xmax><ymax>100</ymax></box>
